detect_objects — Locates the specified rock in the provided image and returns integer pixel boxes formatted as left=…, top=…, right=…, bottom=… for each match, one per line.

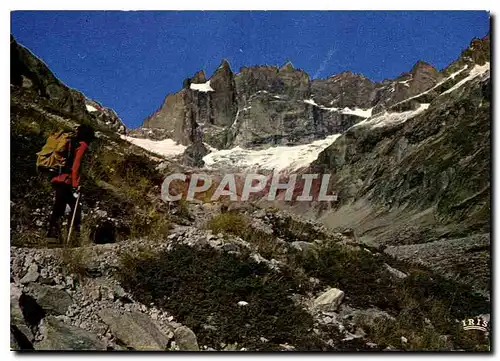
left=10, top=284, right=34, bottom=344
left=291, top=241, right=319, bottom=259
left=342, top=328, right=366, bottom=342
left=29, top=283, right=73, bottom=315
left=222, top=243, right=239, bottom=252
left=20, top=263, right=39, bottom=284
left=35, top=316, right=106, bottom=350
left=401, top=336, right=408, bottom=344
left=99, top=309, right=171, bottom=350
left=10, top=329, right=21, bottom=350
left=313, top=288, right=345, bottom=312
left=384, top=263, right=407, bottom=279
left=89, top=287, right=101, bottom=301
left=279, top=343, right=296, bottom=351
left=343, top=308, right=396, bottom=328
left=95, top=209, right=108, bottom=218
left=174, top=325, right=199, bottom=351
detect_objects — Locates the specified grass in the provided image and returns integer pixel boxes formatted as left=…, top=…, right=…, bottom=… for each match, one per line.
left=117, top=244, right=327, bottom=351
left=11, top=101, right=175, bottom=247
left=293, top=241, right=490, bottom=351
left=206, top=212, right=285, bottom=260
left=59, top=247, right=89, bottom=282
left=206, top=210, right=490, bottom=351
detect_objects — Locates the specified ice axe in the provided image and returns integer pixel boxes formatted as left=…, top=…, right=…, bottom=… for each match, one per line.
left=66, top=186, right=81, bottom=246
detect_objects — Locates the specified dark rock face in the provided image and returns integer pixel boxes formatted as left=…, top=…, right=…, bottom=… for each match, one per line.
left=143, top=90, right=191, bottom=144
left=209, top=60, right=238, bottom=128
left=10, top=35, right=126, bottom=134
left=234, top=63, right=310, bottom=104
left=311, top=72, right=376, bottom=109
left=226, top=92, right=361, bottom=148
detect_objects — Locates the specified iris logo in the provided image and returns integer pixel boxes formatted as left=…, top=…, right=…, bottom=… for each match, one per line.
left=461, top=316, right=489, bottom=332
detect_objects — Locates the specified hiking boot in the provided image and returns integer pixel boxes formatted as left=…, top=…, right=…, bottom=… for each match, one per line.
left=46, top=224, right=60, bottom=239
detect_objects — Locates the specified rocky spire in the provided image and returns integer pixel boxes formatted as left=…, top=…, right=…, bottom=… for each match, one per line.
left=410, top=60, right=437, bottom=75
left=218, top=59, right=232, bottom=71
left=190, top=70, right=207, bottom=83
left=279, top=61, right=295, bottom=72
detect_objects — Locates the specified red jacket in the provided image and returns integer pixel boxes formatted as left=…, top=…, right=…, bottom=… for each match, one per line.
left=51, top=141, right=88, bottom=188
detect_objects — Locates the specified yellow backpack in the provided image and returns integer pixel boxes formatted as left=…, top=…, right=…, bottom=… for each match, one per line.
left=36, top=130, right=75, bottom=174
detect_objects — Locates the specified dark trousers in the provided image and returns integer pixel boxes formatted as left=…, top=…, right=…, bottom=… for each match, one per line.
left=47, top=182, right=81, bottom=238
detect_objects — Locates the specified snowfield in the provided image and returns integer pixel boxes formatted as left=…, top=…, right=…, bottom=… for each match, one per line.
left=120, top=135, right=187, bottom=157
left=304, top=99, right=372, bottom=118
left=352, top=103, right=430, bottom=129
left=203, top=134, right=341, bottom=172
left=86, top=104, right=98, bottom=112
left=190, top=80, right=214, bottom=92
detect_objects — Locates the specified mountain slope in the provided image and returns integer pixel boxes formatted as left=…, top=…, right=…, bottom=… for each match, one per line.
left=298, top=36, right=491, bottom=291
left=11, top=35, right=126, bottom=134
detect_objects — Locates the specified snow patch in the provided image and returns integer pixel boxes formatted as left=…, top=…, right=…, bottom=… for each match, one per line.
left=190, top=80, right=214, bottom=92
left=341, top=107, right=373, bottom=118
left=86, top=104, right=98, bottom=112
left=304, top=99, right=319, bottom=106
left=231, top=109, right=241, bottom=129
left=203, top=143, right=219, bottom=153
left=120, top=135, right=187, bottom=158
left=353, top=103, right=430, bottom=129
left=441, top=62, right=490, bottom=95
left=304, top=99, right=372, bottom=118
left=203, top=134, right=341, bottom=172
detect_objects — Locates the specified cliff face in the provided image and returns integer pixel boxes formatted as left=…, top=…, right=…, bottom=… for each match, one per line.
left=135, top=53, right=447, bottom=156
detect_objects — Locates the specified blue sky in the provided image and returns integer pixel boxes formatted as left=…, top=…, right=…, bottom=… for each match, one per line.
left=11, top=11, right=489, bottom=128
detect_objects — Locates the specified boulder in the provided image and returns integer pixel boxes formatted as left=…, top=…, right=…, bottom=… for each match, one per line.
left=28, top=283, right=73, bottom=315
left=20, top=263, right=39, bottom=284
left=313, top=288, right=345, bottom=312
left=344, top=308, right=396, bottom=328
left=10, top=284, right=34, bottom=347
left=384, top=263, right=407, bottom=279
left=99, top=309, right=171, bottom=350
left=291, top=241, right=319, bottom=259
left=35, top=316, right=106, bottom=350
left=174, top=325, right=199, bottom=351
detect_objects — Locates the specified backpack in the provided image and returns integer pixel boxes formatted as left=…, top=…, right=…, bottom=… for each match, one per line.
left=36, top=130, right=75, bottom=174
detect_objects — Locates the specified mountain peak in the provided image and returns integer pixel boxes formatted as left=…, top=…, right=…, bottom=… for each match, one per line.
left=191, top=70, right=207, bottom=83
left=218, top=59, right=231, bottom=70
left=279, top=61, right=295, bottom=71
left=410, top=60, right=437, bottom=74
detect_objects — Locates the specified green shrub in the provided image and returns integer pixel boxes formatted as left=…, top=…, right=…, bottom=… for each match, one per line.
left=207, top=212, right=250, bottom=237
left=116, top=244, right=326, bottom=351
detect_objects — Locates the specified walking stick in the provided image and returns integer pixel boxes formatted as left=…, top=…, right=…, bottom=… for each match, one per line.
left=66, top=188, right=81, bottom=246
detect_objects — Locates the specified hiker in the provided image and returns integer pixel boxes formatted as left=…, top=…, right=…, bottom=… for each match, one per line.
left=45, top=124, right=95, bottom=241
